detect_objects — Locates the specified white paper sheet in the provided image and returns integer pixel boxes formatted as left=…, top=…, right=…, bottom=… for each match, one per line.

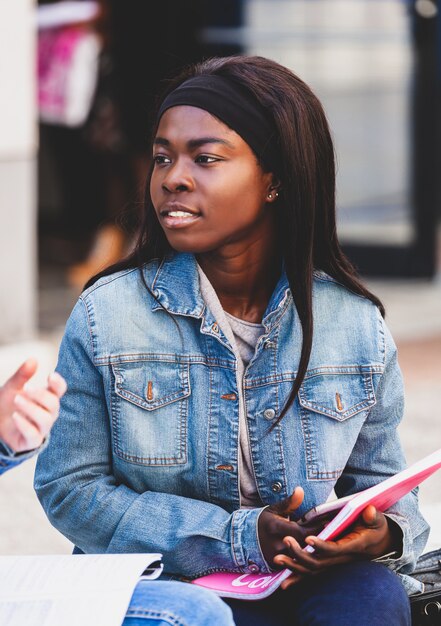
left=0, top=553, right=162, bottom=626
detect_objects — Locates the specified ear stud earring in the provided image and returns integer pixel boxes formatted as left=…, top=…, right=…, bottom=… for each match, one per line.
left=267, top=191, right=279, bottom=200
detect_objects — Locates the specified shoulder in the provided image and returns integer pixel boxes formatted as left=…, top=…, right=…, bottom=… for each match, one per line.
left=310, top=270, right=385, bottom=366
left=63, top=261, right=164, bottom=362
left=312, top=269, right=379, bottom=313
left=79, top=261, right=160, bottom=304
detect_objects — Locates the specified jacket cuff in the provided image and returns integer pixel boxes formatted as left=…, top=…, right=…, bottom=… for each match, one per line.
left=230, top=507, right=273, bottom=574
left=0, top=437, right=48, bottom=466
left=374, top=512, right=413, bottom=570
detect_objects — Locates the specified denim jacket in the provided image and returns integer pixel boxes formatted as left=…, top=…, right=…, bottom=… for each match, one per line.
left=0, top=440, right=43, bottom=475
left=34, top=253, right=429, bottom=589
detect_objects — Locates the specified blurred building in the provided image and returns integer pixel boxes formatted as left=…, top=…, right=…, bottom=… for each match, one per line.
left=0, top=0, right=36, bottom=344
left=0, top=0, right=440, bottom=345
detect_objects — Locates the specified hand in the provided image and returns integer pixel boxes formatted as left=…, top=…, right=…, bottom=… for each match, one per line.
left=274, top=504, right=397, bottom=589
left=258, top=487, right=324, bottom=569
left=0, top=359, right=67, bottom=453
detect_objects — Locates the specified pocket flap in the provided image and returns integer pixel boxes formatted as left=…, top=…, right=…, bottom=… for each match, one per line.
left=298, top=370, right=376, bottom=421
left=113, top=360, right=190, bottom=410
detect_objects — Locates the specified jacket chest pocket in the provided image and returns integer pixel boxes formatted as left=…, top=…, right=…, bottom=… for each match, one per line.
left=298, top=370, right=376, bottom=480
left=111, top=360, right=190, bottom=466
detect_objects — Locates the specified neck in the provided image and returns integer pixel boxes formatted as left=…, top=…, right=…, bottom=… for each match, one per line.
left=197, top=228, right=281, bottom=323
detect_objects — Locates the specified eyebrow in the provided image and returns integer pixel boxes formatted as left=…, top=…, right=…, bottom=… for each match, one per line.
left=153, top=136, right=235, bottom=150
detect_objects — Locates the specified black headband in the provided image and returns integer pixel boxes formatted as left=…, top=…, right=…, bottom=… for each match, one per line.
left=156, top=74, right=280, bottom=173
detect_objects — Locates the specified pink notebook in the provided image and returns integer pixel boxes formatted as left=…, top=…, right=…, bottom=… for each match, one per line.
left=192, top=447, right=441, bottom=600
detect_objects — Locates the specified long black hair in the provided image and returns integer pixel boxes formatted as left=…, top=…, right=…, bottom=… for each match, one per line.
left=86, top=55, right=384, bottom=425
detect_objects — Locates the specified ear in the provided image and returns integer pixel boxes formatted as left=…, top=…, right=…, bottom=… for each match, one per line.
left=265, top=177, right=281, bottom=203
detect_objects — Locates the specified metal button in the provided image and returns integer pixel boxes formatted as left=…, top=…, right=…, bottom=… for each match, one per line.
left=264, top=341, right=275, bottom=349
left=212, top=322, right=219, bottom=333
left=263, top=408, right=276, bottom=420
left=248, top=561, right=260, bottom=574
left=271, top=481, right=282, bottom=493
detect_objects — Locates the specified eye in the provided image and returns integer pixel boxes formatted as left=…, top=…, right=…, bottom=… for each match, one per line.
left=195, top=155, right=220, bottom=164
left=153, top=154, right=172, bottom=165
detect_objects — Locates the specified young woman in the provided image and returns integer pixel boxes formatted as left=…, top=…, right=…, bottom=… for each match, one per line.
left=35, top=56, right=429, bottom=625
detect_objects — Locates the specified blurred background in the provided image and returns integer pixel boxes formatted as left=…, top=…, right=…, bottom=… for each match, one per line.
left=0, top=0, right=440, bottom=555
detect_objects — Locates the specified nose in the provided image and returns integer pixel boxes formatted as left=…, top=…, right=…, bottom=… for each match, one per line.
left=162, top=159, right=194, bottom=193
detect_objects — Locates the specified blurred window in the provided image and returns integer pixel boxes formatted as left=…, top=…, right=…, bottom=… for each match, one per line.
left=241, top=0, right=413, bottom=245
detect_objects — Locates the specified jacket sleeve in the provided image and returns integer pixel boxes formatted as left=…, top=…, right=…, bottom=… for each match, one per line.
left=0, top=440, right=46, bottom=475
left=334, top=314, right=430, bottom=575
left=34, top=298, right=269, bottom=578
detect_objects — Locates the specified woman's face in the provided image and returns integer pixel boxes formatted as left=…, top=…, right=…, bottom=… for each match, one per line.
left=150, top=105, right=276, bottom=255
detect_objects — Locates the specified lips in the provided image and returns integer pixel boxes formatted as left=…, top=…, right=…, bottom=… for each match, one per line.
left=159, top=204, right=201, bottom=229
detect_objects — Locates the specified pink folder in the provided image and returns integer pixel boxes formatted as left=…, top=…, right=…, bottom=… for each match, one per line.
left=192, top=448, right=441, bottom=600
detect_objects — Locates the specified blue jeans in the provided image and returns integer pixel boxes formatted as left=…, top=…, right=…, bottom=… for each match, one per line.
left=225, top=561, right=411, bottom=626
left=122, top=580, right=234, bottom=626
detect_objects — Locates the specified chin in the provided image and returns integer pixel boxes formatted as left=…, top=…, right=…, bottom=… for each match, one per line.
left=166, top=235, right=219, bottom=255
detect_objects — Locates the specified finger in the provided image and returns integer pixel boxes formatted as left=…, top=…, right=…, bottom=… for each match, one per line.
left=304, top=535, right=349, bottom=556
left=274, top=555, right=317, bottom=576
left=283, top=537, right=341, bottom=571
left=305, top=532, right=374, bottom=562
left=20, top=388, right=59, bottom=417
left=47, top=372, right=67, bottom=398
left=11, top=412, right=43, bottom=451
left=281, top=574, right=302, bottom=590
left=279, top=550, right=354, bottom=575
left=283, top=537, right=356, bottom=572
left=269, top=487, right=305, bottom=517
left=273, top=553, right=315, bottom=576
left=273, top=553, right=296, bottom=569
left=267, top=516, right=312, bottom=546
left=361, top=505, right=379, bottom=527
left=283, top=536, right=336, bottom=571
left=3, top=359, right=38, bottom=391
left=13, top=394, right=54, bottom=436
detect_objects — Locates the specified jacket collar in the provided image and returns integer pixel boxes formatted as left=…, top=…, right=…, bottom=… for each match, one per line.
left=149, top=253, right=204, bottom=318
left=149, top=252, right=291, bottom=329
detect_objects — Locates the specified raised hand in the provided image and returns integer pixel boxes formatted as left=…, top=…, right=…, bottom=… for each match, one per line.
left=0, top=359, right=67, bottom=453
left=273, top=504, right=399, bottom=589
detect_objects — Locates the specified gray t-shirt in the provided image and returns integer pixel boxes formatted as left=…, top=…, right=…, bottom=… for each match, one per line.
left=197, top=265, right=265, bottom=507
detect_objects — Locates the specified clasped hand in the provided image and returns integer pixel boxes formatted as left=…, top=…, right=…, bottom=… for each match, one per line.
left=258, top=486, right=397, bottom=590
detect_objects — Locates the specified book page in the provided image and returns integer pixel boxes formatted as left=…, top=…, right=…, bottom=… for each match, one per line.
left=0, top=553, right=162, bottom=626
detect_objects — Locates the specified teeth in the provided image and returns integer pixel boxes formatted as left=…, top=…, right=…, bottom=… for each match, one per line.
left=167, top=211, right=194, bottom=218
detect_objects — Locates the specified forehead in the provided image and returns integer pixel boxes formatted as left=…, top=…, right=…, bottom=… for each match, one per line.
left=155, top=105, right=240, bottom=143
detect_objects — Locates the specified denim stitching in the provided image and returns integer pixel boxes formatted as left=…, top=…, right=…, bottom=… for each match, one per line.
left=110, top=363, right=188, bottom=465
left=206, top=363, right=214, bottom=500
left=300, top=399, right=348, bottom=480
left=297, top=372, right=376, bottom=421
left=244, top=365, right=384, bottom=389
left=96, top=353, right=235, bottom=369
left=124, top=608, right=186, bottom=625
left=79, top=297, right=97, bottom=363
left=111, top=362, right=190, bottom=410
left=82, top=266, right=139, bottom=297
left=151, top=256, right=166, bottom=292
